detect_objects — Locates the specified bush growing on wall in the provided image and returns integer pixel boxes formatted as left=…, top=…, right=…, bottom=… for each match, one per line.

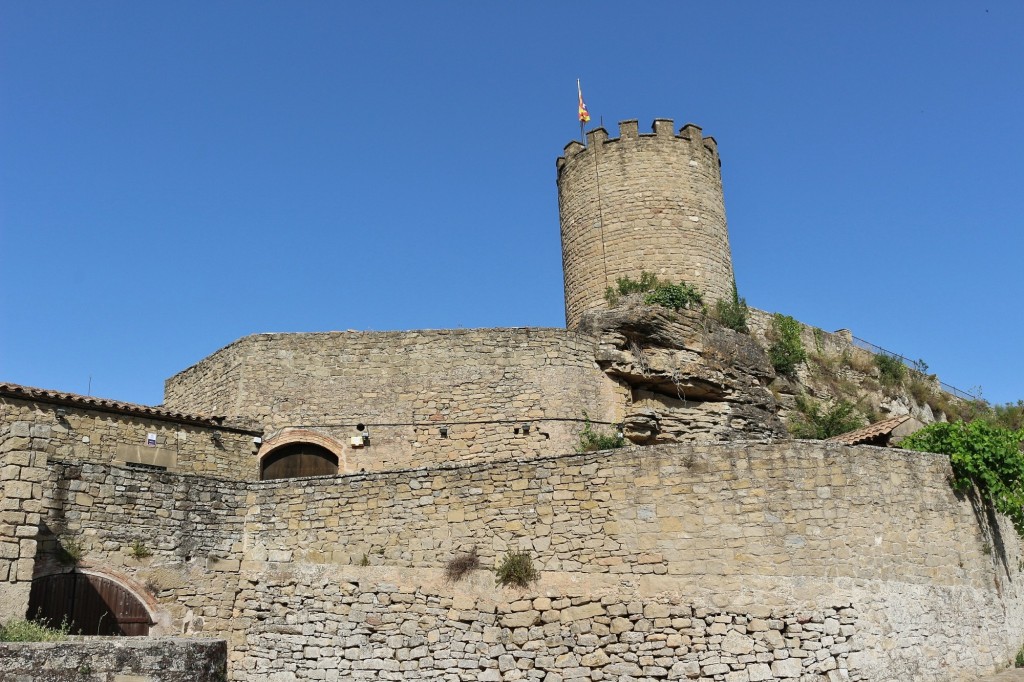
left=711, top=283, right=749, bottom=333
left=576, top=415, right=625, bottom=452
left=768, top=314, right=806, bottom=378
left=874, top=353, right=907, bottom=387
left=0, top=618, right=69, bottom=642
left=901, top=420, right=1024, bottom=535
left=789, top=395, right=866, bottom=440
left=603, top=272, right=704, bottom=311
left=494, top=550, right=539, bottom=589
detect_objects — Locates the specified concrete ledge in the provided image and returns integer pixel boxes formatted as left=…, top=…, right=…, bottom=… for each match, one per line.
left=0, top=637, right=226, bottom=681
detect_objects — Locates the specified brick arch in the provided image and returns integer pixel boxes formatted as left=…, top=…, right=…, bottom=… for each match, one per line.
left=257, top=429, right=346, bottom=480
left=28, top=565, right=165, bottom=635
left=257, top=429, right=346, bottom=463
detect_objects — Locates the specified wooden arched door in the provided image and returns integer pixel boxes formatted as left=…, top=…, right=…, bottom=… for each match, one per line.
left=260, top=441, right=339, bottom=480
left=28, top=571, right=152, bottom=636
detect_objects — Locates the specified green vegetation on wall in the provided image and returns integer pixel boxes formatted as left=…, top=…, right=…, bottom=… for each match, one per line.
left=711, top=282, right=749, bottom=333
left=604, top=272, right=704, bottom=311
left=576, top=415, right=625, bottom=452
left=768, top=314, right=806, bottom=378
left=874, top=353, right=907, bottom=388
left=0, top=618, right=69, bottom=642
left=494, top=550, right=539, bottom=588
left=901, top=420, right=1024, bottom=535
left=788, top=395, right=866, bottom=440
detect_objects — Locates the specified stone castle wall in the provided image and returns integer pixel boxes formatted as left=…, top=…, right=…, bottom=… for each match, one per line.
left=164, top=328, right=627, bottom=473
left=24, top=442, right=1024, bottom=681
left=0, top=393, right=257, bottom=622
left=557, top=119, right=735, bottom=329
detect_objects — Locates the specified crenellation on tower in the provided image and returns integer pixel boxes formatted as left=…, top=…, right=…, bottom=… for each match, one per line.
left=556, top=118, right=736, bottom=328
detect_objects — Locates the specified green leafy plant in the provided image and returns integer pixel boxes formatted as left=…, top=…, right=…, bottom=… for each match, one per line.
left=768, top=314, right=806, bottom=378
left=788, top=396, right=866, bottom=440
left=57, top=536, right=85, bottom=565
left=576, top=415, right=625, bottom=452
left=711, top=282, right=749, bottom=333
left=0, top=617, right=70, bottom=642
left=128, top=539, right=152, bottom=559
left=358, top=553, right=370, bottom=567
left=901, top=421, right=1024, bottom=535
left=604, top=271, right=663, bottom=305
left=603, top=272, right=704, bottom=312
left=444, top=547, right=480, bottom=583
left=1016, top=643, right=1024, bottom=668
left=644, top=281, right=704, bottom=311
left=874, top=353, right=907, bottom=387
left=494, top=549, right=539, bottom=589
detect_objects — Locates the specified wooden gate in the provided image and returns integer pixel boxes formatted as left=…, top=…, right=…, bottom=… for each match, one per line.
left=28, top=571, right=152, bottom=636
left=260, top=441, right=339, bottom=480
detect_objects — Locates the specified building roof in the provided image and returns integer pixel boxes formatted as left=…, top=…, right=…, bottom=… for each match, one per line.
left=0, top=382, right=258, bottom=433
left=827, top=414, right=913, bottom=446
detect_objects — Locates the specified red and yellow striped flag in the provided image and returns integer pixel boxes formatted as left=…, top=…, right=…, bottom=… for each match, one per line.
left=577, top=79, right=591, bottom=123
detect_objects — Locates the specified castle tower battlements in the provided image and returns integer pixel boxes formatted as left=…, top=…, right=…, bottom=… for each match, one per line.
left=556, top=118, right=735, bottom=328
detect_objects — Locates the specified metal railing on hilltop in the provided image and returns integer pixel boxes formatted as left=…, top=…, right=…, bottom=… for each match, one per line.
left=849, top=335, right=980, bottom=402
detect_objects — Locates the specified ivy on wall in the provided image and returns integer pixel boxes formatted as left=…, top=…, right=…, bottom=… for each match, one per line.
left=901, top=421, right=1024, bottom=535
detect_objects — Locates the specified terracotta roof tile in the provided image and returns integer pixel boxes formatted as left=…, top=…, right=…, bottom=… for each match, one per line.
left=0, top=381, right=258, bottom=433
left=827, top=414, right=911, bottom=446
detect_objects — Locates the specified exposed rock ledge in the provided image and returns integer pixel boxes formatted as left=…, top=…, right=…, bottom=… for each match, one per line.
left=579, top=302, right=786, bottom=444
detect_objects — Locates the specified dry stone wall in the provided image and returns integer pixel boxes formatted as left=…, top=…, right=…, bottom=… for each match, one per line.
left=164, top=328, right=625, bottom=472
left=232, top=564, right=862, bottom=682
left=25, top=442, right=1024, bottom=680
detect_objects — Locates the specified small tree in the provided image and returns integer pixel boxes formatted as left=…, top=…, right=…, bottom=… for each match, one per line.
left=768, top=314, right=806, bottom=378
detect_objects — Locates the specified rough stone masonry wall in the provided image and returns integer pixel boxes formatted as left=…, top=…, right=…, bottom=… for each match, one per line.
left=557, top=119, right=735, bottom=329
left=28, top=442, right=1024, bottom=681
left=0, top=637, right=227, bottom=681
left=36, top=460, right=248, bottom=638
left=0, top=395, right=259, bottom=478
left=232, top=564, right=861, bottom=682
left=164, top=328, right=626, bottom=473
left=0, top=413, right=48, bottom=623
left=0, top=394, right=257, bottom=622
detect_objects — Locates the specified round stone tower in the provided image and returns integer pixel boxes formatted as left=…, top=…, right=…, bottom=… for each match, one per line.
left=556, top=118, right=735, bottom=329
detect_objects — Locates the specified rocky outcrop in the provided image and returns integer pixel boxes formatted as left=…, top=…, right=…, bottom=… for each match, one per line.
left=579, top=302, right=785, bottom=443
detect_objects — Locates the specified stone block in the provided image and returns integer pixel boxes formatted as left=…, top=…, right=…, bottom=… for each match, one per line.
left=772, top=658, right=803, bottom=678
left=501, top=611, right=540, bottom=628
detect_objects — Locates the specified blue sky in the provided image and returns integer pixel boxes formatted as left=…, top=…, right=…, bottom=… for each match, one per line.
left=1, top=2, right=1021, bottom=407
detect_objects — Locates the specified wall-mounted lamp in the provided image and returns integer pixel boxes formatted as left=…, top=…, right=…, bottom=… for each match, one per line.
left=356, top=423, right=370, bottom=446
left=615, top=423, right=625, bottom=439
left=211, top=430, right=222, bottom=443
left=439, top=426, right=449, bottom=438
left=55, top=408, right=67, bottom=419
left=521, top=423, right=531, bottom=435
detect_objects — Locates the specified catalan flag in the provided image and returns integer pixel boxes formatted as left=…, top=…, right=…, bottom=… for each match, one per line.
left=577, top=79, right=590, bottom=123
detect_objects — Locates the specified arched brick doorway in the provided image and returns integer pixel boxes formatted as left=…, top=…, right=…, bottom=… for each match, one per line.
left=260, top=441, right=339, bottom=480
left=28, top=570, right=154, bottom=636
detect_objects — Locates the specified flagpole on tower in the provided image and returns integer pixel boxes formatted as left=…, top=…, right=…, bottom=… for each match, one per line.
left=577, top=78, right=591, bottom=146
